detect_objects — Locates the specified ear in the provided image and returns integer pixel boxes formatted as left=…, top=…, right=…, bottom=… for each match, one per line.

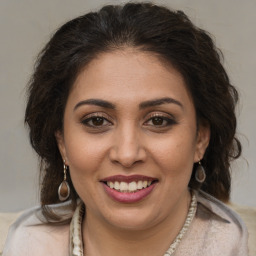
left=194, top=122, right=210, bottom=162
left=55, top=130, right=68, bottom=164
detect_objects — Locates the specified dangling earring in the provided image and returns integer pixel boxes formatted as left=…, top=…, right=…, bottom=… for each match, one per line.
left=195, top=161, right=206, bottom=183
left=58, top=160, right=70, bottom=201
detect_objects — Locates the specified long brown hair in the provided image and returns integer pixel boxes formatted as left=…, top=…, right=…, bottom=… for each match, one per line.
left=25, top=2, right=241, bottom=222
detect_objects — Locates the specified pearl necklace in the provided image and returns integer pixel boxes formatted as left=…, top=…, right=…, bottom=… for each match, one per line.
left=69, top=193, right=197, bottom=256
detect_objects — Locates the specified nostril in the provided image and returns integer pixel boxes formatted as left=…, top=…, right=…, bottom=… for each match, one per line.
left=111, top=156, right=142, bottom=168
left=109, top=141, right=147, bottom=167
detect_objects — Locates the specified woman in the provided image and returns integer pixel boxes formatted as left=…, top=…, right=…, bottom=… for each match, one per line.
left=3, top=2, right=248, bottom=256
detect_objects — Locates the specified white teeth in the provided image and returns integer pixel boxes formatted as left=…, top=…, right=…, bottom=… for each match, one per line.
left=137, top=181, right=143, bottom=189
left=109, top=181, right=114, bottom=189
left=128, top=181, right=137, bottom=192
left=106, top=180, right=154, bottom=192
left=120, top=182, right=128, bottom=191
left=114, top=181, right=120, bottom=190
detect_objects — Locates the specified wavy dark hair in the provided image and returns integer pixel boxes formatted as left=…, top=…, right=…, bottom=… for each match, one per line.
left=25, top=2, right=241, bottom=222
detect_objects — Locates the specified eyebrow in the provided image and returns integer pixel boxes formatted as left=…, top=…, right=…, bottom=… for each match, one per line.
left=74, top=97, right=183, bottom=111
left=74, top=99, right=115, bottom=111
left=139, top=97, right=183, bottom=109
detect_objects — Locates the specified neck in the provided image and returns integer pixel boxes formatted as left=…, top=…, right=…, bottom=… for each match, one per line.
left=82, top=190, right=191, bottom=256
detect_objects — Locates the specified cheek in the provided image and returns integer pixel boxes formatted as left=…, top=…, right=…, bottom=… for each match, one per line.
left=64, top=136, right=106, bottom=201
left=150, top=133, right=196, bottom=177
left=64, top=132, right=108, bottom=177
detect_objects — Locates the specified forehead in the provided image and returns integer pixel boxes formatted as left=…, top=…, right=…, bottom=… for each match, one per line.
left=68, top=49, right=193, bottom=108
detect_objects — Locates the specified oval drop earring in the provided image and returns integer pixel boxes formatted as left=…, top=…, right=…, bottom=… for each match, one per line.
left=58, top=161, right=70, bottom=201
left=195, top=161, right=206, bottom=183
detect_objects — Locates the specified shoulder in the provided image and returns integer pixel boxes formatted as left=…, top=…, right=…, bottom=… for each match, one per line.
left=197, top=190, right=247, bottom=226
left=194, top=190, right=249, bottom=255
left=2, top=204, right=71, bottom=256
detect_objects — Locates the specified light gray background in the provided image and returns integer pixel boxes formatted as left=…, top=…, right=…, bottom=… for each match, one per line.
left=0, top=0, right=255, bottom=212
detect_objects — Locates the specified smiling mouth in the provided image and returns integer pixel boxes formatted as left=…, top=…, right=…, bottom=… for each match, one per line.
left=105, top=180, right=156, bottom=193
left=101, top=175, right=158, bottom=193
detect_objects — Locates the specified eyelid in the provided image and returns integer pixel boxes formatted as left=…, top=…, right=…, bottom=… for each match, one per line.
left=81, top=112, right=114, bottom=126
left=145, top=112, right=175, bottom=120
left=83, top=112, right=112, bottom=120
left=143, top=112, right=177, bottom=126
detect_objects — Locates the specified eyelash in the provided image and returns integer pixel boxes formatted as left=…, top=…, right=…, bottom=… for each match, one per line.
left=81, top=112, right=177, bottom=130
left=144, top=113, right=177, bottom=128
left=81, top=113, right=112, bottom=128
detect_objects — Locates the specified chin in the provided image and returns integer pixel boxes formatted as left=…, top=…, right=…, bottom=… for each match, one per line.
left=102, top=207, right=160, bottom=231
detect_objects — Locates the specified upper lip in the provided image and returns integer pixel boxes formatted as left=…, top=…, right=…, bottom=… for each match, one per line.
left=101, top=175, right=157, bottom=183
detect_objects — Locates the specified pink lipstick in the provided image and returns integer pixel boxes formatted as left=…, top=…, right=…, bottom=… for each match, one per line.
left=101, top=175, right=155, bottom=183
left=101, top=175, right=158, bottom=203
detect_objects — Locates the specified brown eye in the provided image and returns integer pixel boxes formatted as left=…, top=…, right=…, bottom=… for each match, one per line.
left=81, top=114, right=112, bottom=128
left=144, top=114, right=177, bottom=128
left=152, top=117, right=164, bottom=126
left=91, top=117, right=104, bottom=126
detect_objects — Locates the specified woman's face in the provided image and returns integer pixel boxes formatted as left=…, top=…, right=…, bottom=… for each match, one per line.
left=56, top=49, right=210, bottom=230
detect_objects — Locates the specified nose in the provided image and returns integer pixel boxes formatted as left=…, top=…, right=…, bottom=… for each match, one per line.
left=109, top=124, right=146, bottom=168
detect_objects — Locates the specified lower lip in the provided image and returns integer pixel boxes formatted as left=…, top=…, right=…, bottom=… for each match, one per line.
left=102, top=183, right=157, bottom=203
